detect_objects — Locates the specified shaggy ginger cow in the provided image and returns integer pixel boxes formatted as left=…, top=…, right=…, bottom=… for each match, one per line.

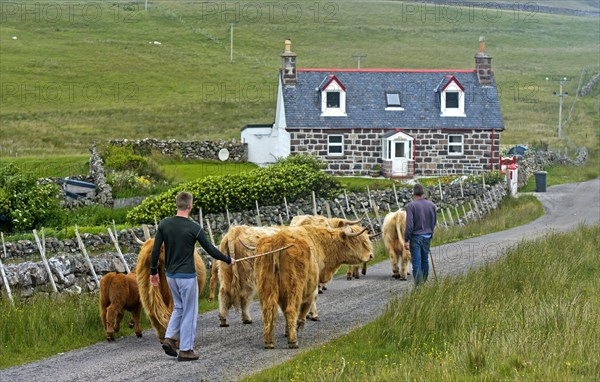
left=382, top=209, right=411, bottom=280
left=136, top=239, right=207, bottom=342
left=289, top=215, right=367, bottom=284
left=99, top=271, right=142, bottom=341
left=208, top=225, right=279, bottom=327
left=254, top=230, right=318, bottom=349
left=280, top=224, right=373, bottom=321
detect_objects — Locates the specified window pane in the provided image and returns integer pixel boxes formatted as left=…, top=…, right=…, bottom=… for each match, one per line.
left=449, top=135, right=463, bottom=143
left=449, top=145, right=462, bottom=153
left=329, top=146, right=343, bottom=154
left=446, top=92, right=459, bottom=108
left=328, top=135, right=342, bottom=143
left=327, top=92, right=340, bottom=108
left=395, top=142, right=405, bottom=158
left=386, top=93, right=401, bottom=107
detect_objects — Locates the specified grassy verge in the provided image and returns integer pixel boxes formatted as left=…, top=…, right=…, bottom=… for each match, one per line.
left=0, top=278, right=218, bottom=369
left=159, top=160, right=258, bottom=183
left=247, top=224, right=600, bottom=382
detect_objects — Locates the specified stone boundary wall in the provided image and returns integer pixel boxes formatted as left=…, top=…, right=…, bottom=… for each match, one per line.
left=517, top=147, right=587, bottom=188
left=1, top=182, right=507, bottom=298
left=109, top=138, right=247, bottom=161
left=579, top=73, right=600, bottom=97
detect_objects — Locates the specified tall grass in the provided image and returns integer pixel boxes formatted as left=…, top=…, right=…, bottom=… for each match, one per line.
left=0, top=278, right=218, bottom=369
left=247, top=224, right=600, bottom=381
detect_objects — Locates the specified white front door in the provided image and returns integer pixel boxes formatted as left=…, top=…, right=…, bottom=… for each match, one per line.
left=391, top=140, right=411, bottom=176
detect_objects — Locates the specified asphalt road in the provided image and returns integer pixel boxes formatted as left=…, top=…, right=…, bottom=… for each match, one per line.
left=1, top=179, right=598, bottom=382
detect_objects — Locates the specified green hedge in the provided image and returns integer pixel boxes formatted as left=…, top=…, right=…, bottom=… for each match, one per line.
left=0, top=163, right=63, bottom=232
left=126, top=160, right=341, bottom=224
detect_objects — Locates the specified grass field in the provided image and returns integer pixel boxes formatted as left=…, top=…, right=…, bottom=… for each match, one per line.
left=246, top=224, right=600, bottom=382
left=0, top=0, right=598, bottom=156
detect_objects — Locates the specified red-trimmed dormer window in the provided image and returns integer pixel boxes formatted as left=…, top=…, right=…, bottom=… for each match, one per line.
left=440, top=76, right=466, bottom=117
left=320, top=75, right=346, bottom=117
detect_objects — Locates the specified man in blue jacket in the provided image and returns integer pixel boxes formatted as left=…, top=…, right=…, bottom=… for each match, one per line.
left=404, top=184, right=437, bottom=287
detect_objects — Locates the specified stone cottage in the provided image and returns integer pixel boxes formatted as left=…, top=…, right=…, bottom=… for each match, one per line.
left=241, top=38, right=504, bottom=178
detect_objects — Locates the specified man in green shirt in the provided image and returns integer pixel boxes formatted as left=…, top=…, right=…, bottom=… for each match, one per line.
left=150, top=191, right=235, bottom=361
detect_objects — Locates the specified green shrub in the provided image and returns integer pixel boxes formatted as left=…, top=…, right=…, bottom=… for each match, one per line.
left=126, top=161, right=341, bottom=224
left=0, top=163, right=63, bottom=232
left=276, top=154, right=327, bottom=171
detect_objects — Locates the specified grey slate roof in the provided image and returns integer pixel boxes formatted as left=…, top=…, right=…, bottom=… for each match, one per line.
left=282, top=70, right=504, bottom=130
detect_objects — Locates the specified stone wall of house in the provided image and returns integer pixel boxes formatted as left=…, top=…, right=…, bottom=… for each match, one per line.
left=0, top=181, right=506, bottom=297
left=109, top=138, right=247, bottom=161
left=289, top=128, right=500, bottom=177
left=290, top=129, right=382, bottom=176
left=415, top=129, right=500, bottom=176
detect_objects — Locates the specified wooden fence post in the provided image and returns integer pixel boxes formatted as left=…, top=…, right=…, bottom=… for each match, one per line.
left=74, top=226, right=100, bottom=289
left=438, top=179, right=444, bottom=201
left=440, top=208, right=448, bottom=229
left=255, top=200, right=262, bottom=227
left=312, top=191, right=318, bottom=215
left=446, top=208, right=454, bottom=226
left=462, top=204, right=469, bottom=224
left=198, top=207, right=204, bottom=228
left=325, top=201, right=332, bottom=219
left=283, top=196, right=290, bottom=220
left=0, top=232, right=15, bottom=305
left=33, top=228, right=57, bottom=293
left=226, top=207, right=232, bottom=229
left=454, top=206, right=462, bottom=225
left=392, top=183, right=400, bottom=209
left=107, top=228, right=131, bottom=273
left=337, top=201, right=348, bottom=220
left=343, top=189, right=351, bottom=211
left=205, top=218, right=216, bottom=245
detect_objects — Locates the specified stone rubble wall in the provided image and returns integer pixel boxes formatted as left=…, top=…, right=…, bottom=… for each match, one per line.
left=109, top=138, right=247, bottom=162
left=516, top=147, right=587, bottom=188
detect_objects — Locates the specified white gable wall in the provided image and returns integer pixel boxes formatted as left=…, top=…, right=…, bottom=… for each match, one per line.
left=241, top=75, right=290, bottom=165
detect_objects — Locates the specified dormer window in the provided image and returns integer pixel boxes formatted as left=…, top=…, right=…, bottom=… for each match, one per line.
left=385, top=92, right=404, bottom=110
left=327, top=92, right=340, bottom=108
left=440, top=76, right=466, bottom=117
left=320, top=75, right=346, bottom=116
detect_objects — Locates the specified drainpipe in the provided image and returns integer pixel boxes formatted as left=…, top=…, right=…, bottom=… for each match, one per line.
left=413, top=139, right=417, bottom=177
left=490, top=129, right=495, bottom=171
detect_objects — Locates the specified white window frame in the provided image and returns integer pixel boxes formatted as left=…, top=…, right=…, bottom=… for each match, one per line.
left=385, top=92, right=404, bottom=111
left=448, top=134, right=464, bottom=156
left=328, top=134, right=344, bottom=156
left=321, top=80, right=346, bottom=117
left=441, top=82, right=466, bottom=117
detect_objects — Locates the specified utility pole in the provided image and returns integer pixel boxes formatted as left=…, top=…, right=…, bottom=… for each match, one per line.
left=230, top=22, right=235, bottom=63
left=546, top=76, right=569, bottom=139
left=352, top=54, right=367, bottom=69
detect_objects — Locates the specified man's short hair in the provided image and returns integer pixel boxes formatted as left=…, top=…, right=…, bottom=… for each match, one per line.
left=413, top=184, right=425, bottom=196
left=176, top=191, right=193, bottom=211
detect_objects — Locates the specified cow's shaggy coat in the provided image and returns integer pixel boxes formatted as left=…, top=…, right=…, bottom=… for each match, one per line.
left=382, top=210, right=411, bottom=279
left=254, top=231, right=318, bottom=349
left=208, top=225, right=278, bottom=327
left=99, top=271, right=142, bottom=341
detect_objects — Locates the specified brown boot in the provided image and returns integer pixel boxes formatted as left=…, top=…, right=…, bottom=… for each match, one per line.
left=161, top=337, right=178, bottom=357
left=177, top=350, right=200, bottom=362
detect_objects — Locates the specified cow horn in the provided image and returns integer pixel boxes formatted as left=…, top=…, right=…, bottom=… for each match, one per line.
left=344, top=227, right=369, bottom=238
left=129, top=230, right=146, bottom=245
left=344, top=219, right=362, bottom=225
left=239, top=240, right=256, bottom=251
left=369, top=231, right=383, bottom=238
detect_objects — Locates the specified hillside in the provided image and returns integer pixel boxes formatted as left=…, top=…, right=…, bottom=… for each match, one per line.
left=0, top=0, right=598, bottom=156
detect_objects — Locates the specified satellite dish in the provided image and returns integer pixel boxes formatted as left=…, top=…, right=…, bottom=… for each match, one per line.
left=218, top=148, right=230, bottom=162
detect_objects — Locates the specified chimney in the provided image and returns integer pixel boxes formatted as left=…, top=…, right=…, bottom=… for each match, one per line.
left=281, top=39, right=297, bottom=85
left=475, top=36, right=493, bottom=85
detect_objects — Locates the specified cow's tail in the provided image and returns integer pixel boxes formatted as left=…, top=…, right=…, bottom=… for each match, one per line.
left=395, top=211, right=406, bottom=251
left=208, top=257, right=219, bottom=302
left=229, top=237, right=242, bottom=308
left=136, top=241, right=172, bottom=334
